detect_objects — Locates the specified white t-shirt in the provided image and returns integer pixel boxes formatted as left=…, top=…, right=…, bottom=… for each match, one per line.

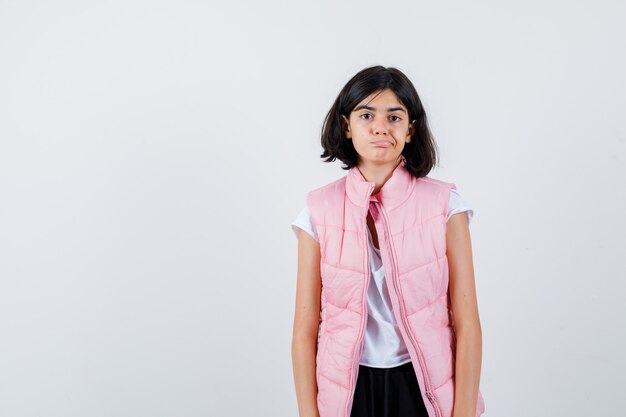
left=291, top=188, right=474, bottom=368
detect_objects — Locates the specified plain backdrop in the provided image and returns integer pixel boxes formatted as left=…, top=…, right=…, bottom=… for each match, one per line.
left=1, top=1, right=625, bottom=416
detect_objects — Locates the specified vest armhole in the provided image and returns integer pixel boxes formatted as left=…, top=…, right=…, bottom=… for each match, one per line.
left=306, top=191, right=320, bottom=242
left=444, top=182, right=457, bottom=221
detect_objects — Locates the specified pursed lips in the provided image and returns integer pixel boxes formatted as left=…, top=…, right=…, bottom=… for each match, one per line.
left=372, top=140, right=393, bottom=148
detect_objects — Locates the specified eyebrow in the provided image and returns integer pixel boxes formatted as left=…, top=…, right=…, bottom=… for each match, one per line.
left=352, top=105, right=407, bottom=114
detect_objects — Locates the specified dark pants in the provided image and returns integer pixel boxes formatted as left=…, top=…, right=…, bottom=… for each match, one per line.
left=350, top=362, right=429, bottom=417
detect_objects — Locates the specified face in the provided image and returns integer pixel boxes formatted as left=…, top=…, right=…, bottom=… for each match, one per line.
left=342, top=88, right=415, bottom=166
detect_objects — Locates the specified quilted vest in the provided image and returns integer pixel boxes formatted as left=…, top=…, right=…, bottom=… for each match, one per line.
left=306, top=157, right=486, bottom=417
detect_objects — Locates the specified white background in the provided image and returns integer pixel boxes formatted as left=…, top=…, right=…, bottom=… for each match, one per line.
left=1, top=1, right=624, bottom=416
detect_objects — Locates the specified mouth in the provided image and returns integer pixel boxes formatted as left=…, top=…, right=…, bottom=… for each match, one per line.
left=371, top=140, right=393, bottom=148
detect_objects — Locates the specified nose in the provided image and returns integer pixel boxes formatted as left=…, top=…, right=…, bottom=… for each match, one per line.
left=373, top=119, right=389, bottom=135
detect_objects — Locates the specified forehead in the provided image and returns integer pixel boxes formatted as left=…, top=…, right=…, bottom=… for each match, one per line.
left=354, top=89, right=406, bottom=110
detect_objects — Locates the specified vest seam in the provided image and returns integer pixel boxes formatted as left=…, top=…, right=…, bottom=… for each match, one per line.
left=432, top=374, right=454, bottom=392
left=388, top=213, right=445, bottom=238
left=318, top=368, right=350, bottom=390
left=399, top=255, right=446, bottom=278
left=419, top=176, right=453, bottom=187
left=321, top=260, right=365, bottom=275
left=323, top=297, right=359, bottom=314
left=307, top=177, right=346, bottom=197
left=406, top=291, right=448, bottom=318
left=316, top=224, right=362, bottom=234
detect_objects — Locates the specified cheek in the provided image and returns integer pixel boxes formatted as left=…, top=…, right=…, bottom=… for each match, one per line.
left=394, top=126, right=411, bottom=137
left=350, top=124, right=369, bottom=137
left=393, top=123, right=409, bottom=131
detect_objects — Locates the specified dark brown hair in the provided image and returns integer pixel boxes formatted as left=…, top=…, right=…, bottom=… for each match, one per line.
left=320, top=65, right=439, bottom=178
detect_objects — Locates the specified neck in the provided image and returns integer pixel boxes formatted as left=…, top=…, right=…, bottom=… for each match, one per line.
left=356, top=156, right=403, bottom=195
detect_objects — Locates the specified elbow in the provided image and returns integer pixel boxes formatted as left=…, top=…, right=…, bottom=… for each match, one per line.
left=292, top=328, right=319, bottom=345
left=454, top=320, right=482, bottom=338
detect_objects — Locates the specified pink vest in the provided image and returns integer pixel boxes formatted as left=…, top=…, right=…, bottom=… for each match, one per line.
left=307, top=158, right=486, bottom=417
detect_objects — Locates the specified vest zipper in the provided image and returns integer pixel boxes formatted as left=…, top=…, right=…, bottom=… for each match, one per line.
left=374, top=200, right=444, bottom=417
left=344, top=187, right=374, bottom=417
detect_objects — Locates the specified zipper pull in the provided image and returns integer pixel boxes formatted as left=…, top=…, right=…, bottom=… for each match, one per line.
left=369, top=201, right=378, bottom=216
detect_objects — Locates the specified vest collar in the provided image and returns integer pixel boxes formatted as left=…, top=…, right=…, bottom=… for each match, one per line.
left=346, top=155, right=414, bottom=210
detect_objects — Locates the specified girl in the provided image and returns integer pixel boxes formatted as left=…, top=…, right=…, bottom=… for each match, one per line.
left=291, top=66, right=485, bottom=417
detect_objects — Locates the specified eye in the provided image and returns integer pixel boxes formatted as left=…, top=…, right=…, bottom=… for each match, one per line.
left=359, top=113, right=373, bottom=120
left=390, top=115, right=402, bottom=122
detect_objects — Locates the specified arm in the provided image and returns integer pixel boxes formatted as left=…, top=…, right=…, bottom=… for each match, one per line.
left=291, top=229, right=322, bottom=417
left=446, top=212, right=482, bottom=417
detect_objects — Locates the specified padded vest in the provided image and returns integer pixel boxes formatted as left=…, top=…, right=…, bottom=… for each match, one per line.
left=306, top=157, right=486, bottom=417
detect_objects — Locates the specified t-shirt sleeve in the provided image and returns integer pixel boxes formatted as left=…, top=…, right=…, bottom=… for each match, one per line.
left=447, top=188, right=474, bottom=224
left=290, top=205, right=319, bottom=241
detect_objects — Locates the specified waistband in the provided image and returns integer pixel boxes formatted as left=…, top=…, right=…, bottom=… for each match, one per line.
left=358, top=361, right=414, bottom=376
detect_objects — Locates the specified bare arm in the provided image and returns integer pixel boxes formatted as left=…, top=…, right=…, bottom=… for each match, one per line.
left=446, top=212, right=482, bottom=417
left=291, top=229, right=322, bottom=417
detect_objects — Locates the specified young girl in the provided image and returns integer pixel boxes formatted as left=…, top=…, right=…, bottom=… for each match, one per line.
left=291, top=66, right=485, bottom=417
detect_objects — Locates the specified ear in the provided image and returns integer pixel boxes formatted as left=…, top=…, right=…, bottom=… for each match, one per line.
left=341, top=115, right=351, bottom=139
left=406, top=120, right=416, bottom=142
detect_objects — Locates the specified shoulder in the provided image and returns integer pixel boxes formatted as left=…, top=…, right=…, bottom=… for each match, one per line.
left=416, top=175, right=456, bottom=191
left=306, top=174, right=348, bottom=211
left=290, top=205, right=318, bottom=241
left=306, top=175, right=347, bottom=198
left=415, top=176, right=457, bottom=203
left=446, top=186, right=474, bottom=224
